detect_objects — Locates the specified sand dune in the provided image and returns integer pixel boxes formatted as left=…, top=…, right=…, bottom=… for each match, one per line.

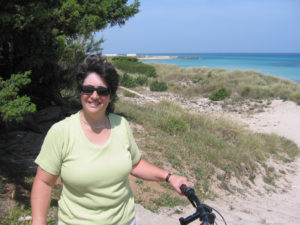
left=135, top=99, right=300, bottom=225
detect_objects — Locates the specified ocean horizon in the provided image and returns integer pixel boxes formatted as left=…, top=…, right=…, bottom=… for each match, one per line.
left=137, top=53, right=300, bottom=83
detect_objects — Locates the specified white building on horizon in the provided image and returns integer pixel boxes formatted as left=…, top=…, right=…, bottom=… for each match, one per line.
left=103, top=54, right=119, bottom=57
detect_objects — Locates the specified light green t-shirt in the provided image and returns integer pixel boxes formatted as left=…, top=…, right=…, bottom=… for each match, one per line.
left=35, top=112, right=141, bottom=225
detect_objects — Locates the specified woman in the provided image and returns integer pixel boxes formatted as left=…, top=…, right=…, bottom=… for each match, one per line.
left=31, top=55, right=188, bottom=225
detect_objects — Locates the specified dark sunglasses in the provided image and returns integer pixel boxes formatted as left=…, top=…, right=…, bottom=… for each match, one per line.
left=80, top=85, right=110, bottom=96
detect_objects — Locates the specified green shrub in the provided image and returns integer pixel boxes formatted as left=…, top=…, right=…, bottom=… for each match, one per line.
left=209, top=88, right=231, bottom=101
left=145, top=70, right=157, bottom=78
left=150, top=80, right=168, bottom=92
left=0, top=71, right=36, bottom=122
left=207, top=71, right=213, bottom=78
left=112, top=56, right=157, bottom=77
left=136, top=75, right=148, bottom=85
left=111, top=56, right=138, bottom=62
left=119, top=73, right=148, bottom=88
left=119, top=73, right=137, bottom=88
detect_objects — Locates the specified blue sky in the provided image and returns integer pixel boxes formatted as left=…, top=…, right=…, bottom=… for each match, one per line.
left=97, top=0, right=300, bottom=54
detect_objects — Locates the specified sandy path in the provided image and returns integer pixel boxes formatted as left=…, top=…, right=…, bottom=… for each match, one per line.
left=135, top=100, right=300, bottom=225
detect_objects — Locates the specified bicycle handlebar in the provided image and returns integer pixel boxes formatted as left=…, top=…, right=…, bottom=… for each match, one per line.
left=179, top=184, right=216, bottom=225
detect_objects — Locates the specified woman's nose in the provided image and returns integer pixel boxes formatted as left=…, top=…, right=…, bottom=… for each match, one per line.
left=90, top=90, right=99, bottom=98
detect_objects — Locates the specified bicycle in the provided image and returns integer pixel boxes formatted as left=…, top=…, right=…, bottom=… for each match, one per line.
left=179, top=184, right=227, bottom=225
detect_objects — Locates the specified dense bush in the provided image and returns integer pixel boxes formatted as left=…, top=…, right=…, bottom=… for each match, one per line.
left=209, top=88, right=231, bottom=101
left=119, top=73, right=149, bottom=88
left=135, top=76, right=148, bottom=85
left=0, top=71, right=36, bottom=122
left=111, top=56, right=138, bottom=62
left=119, top=73, right=137, bottom=88
left=112, top=56, right=157, bottom=77
left=150, top=81, right=168, bottom=92
left=145, top=70, right=157, bottom=78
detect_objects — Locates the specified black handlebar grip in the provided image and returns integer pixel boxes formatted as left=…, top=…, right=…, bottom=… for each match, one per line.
left=180, top=184, right=188, bottom=194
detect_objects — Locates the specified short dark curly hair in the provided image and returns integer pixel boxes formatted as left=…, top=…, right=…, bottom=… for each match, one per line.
left=76, top=54, right=119, bottom=115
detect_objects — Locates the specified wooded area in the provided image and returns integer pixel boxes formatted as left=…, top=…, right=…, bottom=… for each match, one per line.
left=0, top=0, right=140, bottom=123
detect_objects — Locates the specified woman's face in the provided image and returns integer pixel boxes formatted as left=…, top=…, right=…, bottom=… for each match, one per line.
left=80, top=72, right=111, bottom=116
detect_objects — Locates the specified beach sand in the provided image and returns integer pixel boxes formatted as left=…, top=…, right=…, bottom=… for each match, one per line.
left=134, top=99, right=300, bottom=225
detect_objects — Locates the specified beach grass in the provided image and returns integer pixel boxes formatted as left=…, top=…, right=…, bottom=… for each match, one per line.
left=109, top=57, right=300, bottom=105
left=149, top=63, right=300, bottom=103
left=115, top=99, right=299, bottom=207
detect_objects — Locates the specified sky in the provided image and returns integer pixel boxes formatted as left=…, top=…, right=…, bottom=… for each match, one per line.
left=97, top=0, right=300, bottom=54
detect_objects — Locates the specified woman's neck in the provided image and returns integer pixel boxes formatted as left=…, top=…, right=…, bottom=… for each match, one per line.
left=80, top=110, right=107, bottom=129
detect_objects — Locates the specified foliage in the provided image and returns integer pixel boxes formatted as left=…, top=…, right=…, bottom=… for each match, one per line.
left=112, top=56, right=138, bottom=62
left=120, top=73, right=138, bottom=88
left=119, top=73, right=148, bottom=88
left=112, top=56, right=157, bottom=77
left=150, top=80, right=168, bottom=92
left=0, top=0, right=140, bottom=107
left=135, top=75, right=148, bottom=85
left=209, top=88, right=231, bottom=101
left=0, top=71, right=36, bottom=122
left=59, top=35, right=104, bottom=91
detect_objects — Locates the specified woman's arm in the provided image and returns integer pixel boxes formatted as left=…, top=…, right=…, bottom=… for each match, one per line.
left=31, top=166, right=59, bottom=225
left=130, top=159, right=189, bottom=194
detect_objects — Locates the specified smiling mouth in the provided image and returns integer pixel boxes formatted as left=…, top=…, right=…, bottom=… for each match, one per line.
left=88, top=102, right=101, bottom=107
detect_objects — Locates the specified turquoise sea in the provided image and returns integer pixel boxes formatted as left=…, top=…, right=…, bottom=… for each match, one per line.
left=138, top=53, right=300, bottom=83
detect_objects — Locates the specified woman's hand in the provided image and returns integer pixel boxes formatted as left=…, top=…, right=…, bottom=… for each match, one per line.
left=131, top=159, right=189, bottom=195
left=167, top=174, right=189, bottom=195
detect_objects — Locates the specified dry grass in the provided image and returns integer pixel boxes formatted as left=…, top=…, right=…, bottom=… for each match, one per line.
left=151, top=63, right=300, bottom=103
left=115, top=99, right=299, bottom=204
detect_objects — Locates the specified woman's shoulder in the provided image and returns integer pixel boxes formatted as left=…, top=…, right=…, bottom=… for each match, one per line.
left=109, top=113, right=131, bottom=130
left=48, top=111, right=79, bottom=134
left=109, top=113, right=128, bottom=123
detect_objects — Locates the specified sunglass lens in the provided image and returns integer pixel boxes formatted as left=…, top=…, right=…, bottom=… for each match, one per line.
left=97, top=87, right=110, bottom=96
left=81, top=85, right=110, bottom=96
left=81, top=85, right=94, bottom=94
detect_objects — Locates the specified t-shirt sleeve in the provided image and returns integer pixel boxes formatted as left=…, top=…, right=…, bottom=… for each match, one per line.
left=124, top=119, right=141, bottom=165
left=35, top=123, right=65, bottom=175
